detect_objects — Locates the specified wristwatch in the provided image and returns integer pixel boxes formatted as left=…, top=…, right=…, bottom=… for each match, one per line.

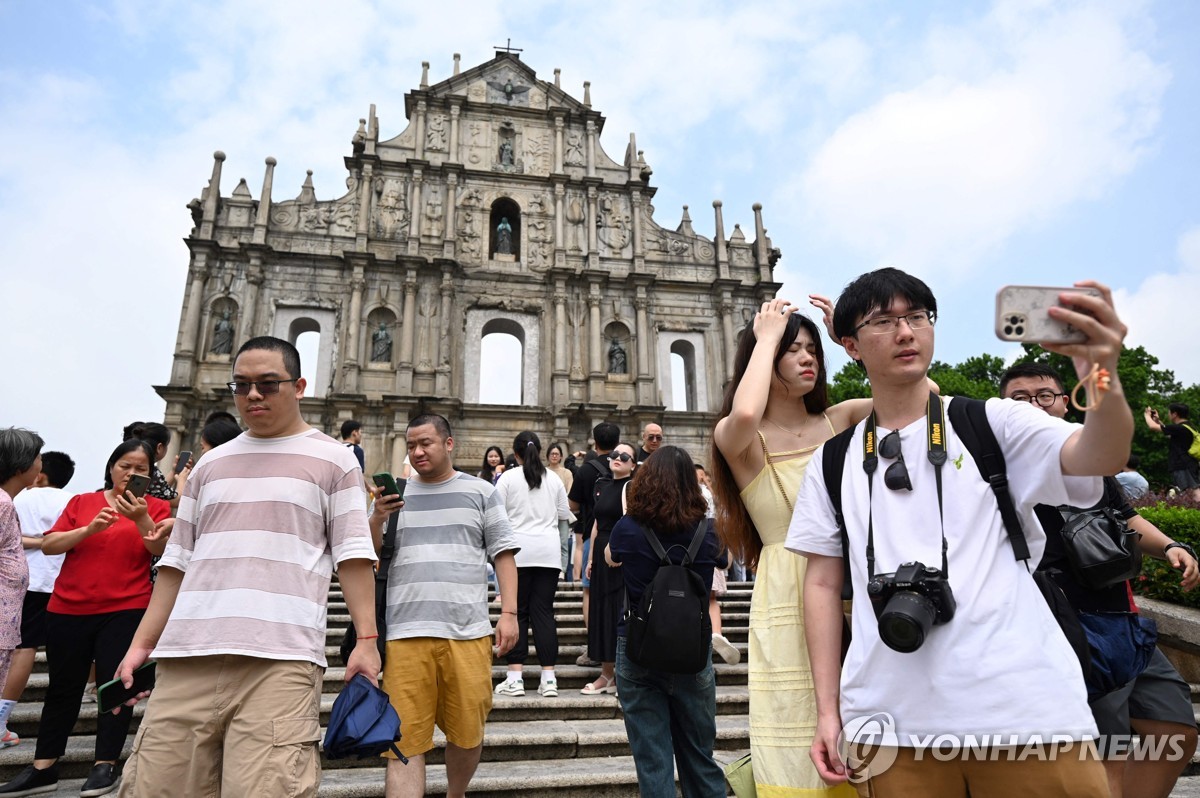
left=1164, top=542, right=1197, bottom=561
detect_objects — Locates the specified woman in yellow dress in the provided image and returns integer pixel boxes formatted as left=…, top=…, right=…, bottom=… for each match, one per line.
left=711, top=296, right=867, bottom=797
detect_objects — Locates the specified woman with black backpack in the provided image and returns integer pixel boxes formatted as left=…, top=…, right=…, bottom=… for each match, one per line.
left=607, top=446, right=727, bottom=798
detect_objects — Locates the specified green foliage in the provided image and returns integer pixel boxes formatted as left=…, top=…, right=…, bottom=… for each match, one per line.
left=929, top=354, right=1006, bottom=400
left=1130, top=503, right=1200, bottom=608
left=829, top=361, right=871, bottom=404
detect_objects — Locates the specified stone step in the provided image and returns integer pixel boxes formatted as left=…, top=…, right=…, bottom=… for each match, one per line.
left=0, top=715, right=750, bottom=781
left=4, top=685, right=749, bottom=739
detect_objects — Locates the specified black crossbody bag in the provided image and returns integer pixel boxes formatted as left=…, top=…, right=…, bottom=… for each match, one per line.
left=339, top=511, right=398, bottom=666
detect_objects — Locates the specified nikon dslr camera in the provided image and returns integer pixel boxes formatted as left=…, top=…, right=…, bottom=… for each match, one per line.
left=866, top=561, right=956, bottom=653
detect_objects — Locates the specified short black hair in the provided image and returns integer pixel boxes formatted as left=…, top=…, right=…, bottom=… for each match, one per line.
left=236, top=336, right=301, bottom=380
left=407, top=414, right=452, bottom=439
left=340, top=420, right=362, bottom=439
left=999, top=363, right=1066, bottom=397
left=40, top=451, right=75, bottom=489
left=1168, top=403, right=1190, bottom=420
left=833, top=267, right=938, bottom=340
left=0, top=428, right=45, bottom=484
left=205, top=410, right=240, bottom=427
left=201, top=419, right=242, bottom=450
left=593, top=422, right=620, bottom=451
left=1126, top=454, right=1141, bottom=470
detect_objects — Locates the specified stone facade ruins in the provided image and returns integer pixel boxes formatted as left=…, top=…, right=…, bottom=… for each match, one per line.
left=157, top=52, right=783, bottom=472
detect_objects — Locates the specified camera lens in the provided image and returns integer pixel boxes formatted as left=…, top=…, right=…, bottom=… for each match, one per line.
left=879, top=591, right=938, bottom=653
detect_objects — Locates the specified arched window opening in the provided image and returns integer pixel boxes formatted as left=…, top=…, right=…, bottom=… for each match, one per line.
left=479, top=318, right=526, bottom=404
left=294, top=331, right=320, bottom=398
left=489, top=197, right=521, bottom=260
left=670, top=340, right=698, bottom=411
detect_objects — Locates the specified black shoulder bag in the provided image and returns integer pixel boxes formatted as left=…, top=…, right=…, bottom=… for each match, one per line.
left=339, top=511, right=398, bottom=666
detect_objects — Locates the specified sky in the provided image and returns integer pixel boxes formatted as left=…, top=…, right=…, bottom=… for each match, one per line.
left=2, top=0, right=1198, bottom=487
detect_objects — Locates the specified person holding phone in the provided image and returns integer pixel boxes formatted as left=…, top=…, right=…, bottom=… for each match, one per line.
left=0, top=439, right=170, bottom=797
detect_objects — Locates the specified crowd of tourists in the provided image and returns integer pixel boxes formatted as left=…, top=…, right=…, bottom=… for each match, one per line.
left=1, top=267, right=1199, bottom=797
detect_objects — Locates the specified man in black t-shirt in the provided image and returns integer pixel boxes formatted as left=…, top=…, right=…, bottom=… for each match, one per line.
left=1145, top=404, right=1200, bottom=501
left=1002, top=364, right=1199, bottom=795
left=567, top=422, right=618, bottom=666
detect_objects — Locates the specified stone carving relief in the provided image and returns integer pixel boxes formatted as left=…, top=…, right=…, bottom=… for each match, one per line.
left=456, top=188, right=484, bottom=263
left=526, top=218, right=552, bottom=271
left=425, top=192, right=444, bottom=238
left=486, top=73, right=531, bottom=106
left=731, top=247, right=752, bottom=266
left=564, top=131, right=585, bottom=166
left=426, top=115, right=448, bottom=151
left=372, top=178, right=409, bottom=241
left=524, top=132, right=551, bottom=175
left=415, top=285, right=438, bottom=371
left=597, top=195, right=631, bottom=254
left=565, top=193, right=585, bottom=252
left=468, top=82, right=487, bottom=103
left=466, top=122, right=485, bottom=165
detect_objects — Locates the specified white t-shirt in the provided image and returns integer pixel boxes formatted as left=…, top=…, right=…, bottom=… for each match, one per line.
left=787, top=396, right=1103, bottom=745
left=495, top=467, right=571, bottom=570
left=13, top=487, right=72, bottom=593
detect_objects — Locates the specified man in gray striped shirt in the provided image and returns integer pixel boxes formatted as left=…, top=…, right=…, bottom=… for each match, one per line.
left=371, top=414, right=518, bottom=798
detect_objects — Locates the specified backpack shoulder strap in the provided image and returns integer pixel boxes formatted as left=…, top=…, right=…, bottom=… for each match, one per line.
left=947, top=397, right=1029, bottom=562
left=823, top=426, right=857, bottom=598
left=683, top=519, right=709, bottom=566
left=639, top=524, right=670, bottom=564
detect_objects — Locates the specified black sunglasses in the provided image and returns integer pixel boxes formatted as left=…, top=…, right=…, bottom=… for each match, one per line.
left=609, top=452, right=634, bottom=463
left=878, top=430, right=912, bottom=492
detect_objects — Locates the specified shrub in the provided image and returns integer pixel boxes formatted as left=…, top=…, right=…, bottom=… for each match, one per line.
left=1130, top=503, right=1200, bottom=608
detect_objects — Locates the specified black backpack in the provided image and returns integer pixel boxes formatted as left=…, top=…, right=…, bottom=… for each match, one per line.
left=624, top=520, right=713, bottom=674
left=822, top=397, right=1091, bottom=677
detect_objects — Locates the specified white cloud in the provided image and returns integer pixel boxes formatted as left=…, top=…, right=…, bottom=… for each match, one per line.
left=1115, top=226, right=1200, bottom=385
left=799, top=0, right=1169, bottom=276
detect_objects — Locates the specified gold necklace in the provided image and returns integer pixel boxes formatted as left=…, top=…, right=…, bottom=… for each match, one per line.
left=764, top=413, right=811, bottom=439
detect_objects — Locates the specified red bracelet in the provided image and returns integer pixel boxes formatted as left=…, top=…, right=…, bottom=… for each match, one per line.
left=358, top=634, right=379, bottom=640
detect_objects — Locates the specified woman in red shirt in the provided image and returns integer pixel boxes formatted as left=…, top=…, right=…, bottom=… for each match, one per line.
left=0, top=439, right=170, bottom=796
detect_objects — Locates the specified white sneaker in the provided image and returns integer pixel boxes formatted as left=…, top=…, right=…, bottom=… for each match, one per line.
left=494, top=679, right=525, bottom=697
left=711, top=633, right=741, bottom=665
left=538, top=679, right=559, bottom=697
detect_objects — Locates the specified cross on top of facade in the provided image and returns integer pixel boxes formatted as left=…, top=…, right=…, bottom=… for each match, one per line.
left=494, top=38, right=523, bottom=55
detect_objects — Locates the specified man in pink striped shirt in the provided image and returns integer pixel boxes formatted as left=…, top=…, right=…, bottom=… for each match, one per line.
left=114, top=337, right=381, bottom=798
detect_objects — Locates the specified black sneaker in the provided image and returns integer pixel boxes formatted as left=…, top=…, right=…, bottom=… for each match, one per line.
left=80, top=763, right=120, bottom=797
left=0, top=763, right=58, bottom=796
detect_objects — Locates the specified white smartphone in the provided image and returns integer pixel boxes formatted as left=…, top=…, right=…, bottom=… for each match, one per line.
left=994, top=285, right=1103, bottom=344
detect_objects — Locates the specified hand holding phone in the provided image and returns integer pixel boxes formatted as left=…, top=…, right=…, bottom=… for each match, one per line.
left=174, top=451, right=193, bottom=475
left=124, top=474, right=151, bottom=499
left=98, top=661, right=156, bottom=714
left=995, top=285, right=1104, bottom=344
left=372, top=472, right=405, bottom=499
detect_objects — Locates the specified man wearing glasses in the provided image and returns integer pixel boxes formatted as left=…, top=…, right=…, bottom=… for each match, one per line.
left=788, top=268, right=1130, bottom=796
left=1001, top=363, right=1198, bottom=797
left=113, top=336, right=381, bottom=797
left=636, top=422, right=664, bottom=465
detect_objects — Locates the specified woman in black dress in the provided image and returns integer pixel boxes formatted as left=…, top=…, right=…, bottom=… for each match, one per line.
left=581, top=442, right=636, bottom=694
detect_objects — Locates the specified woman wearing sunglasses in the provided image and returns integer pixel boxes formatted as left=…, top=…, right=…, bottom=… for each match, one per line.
left=580, top=442, right=637, bottom=694
left=710, top=297, right=872, bottom=797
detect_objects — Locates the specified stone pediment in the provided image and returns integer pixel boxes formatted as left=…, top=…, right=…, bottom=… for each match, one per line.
left=409, top=53, right=592, bottom=119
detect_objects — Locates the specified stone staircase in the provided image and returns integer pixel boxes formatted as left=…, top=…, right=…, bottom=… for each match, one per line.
left=0, top=582, right=753, bottom=796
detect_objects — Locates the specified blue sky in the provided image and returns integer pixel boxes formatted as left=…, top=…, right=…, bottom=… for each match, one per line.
left=2, top=0, right=1198, bottom=485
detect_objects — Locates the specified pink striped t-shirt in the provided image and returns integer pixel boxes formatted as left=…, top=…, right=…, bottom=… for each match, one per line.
left=153, top=429, right=376, bottom=665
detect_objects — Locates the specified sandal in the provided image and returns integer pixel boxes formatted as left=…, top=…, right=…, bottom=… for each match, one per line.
left=580, top=674, right=617, bottom=695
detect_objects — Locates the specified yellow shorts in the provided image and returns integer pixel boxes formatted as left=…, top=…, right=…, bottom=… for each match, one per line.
left=381, top=636, right=494, bottom=758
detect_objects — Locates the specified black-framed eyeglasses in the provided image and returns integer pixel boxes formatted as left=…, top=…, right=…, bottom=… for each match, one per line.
left=227, top=379, right=297, bottom=396
left=1009, top=390, right=1067, bottom=408
left=610, top=452, right=634, bottom=463
left=854, top=310, right=935, bottom=336
left=879, top=430, right=913, bottom=492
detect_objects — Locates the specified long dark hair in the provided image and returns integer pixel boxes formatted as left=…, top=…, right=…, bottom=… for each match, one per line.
left=103, top=439, right=156, bottom=489
left=479, top=445, right=504, bottom=480
left=123, top=421, right=171, bottom=457
left=626, top=446, right=708, bottom=535
left=709, top=312, right=829, bottom=569
left=513, top=431, right=546, bottom=490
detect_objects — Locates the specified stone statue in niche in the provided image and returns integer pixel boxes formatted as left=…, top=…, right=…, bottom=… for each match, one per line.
left=426, top=115, right=447, bottom=151
left=371, top=322, right=392, bottom=362
left=608, top=338, right=628, bottom=374
left=210, top=308, right=234, bottom=355
left=499, top=139, right=514, bottom=166
left=496, top=217, right=513, bottom=255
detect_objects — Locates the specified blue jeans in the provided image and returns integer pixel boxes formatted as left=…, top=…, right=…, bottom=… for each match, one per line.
left=615, top=637, right=726, bottom=798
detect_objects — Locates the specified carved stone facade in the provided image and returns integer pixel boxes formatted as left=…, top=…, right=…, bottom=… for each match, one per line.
left=157, top=53, right=782, bottom=471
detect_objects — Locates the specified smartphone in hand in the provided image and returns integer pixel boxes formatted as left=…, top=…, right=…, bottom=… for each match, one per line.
left=372, top=472, right=406, bottom=500
left=124, top=474, right=151, bottom=499
left=97, top=661, right=156, bottom=714
left=995, top=285, right=1103, bottom=344
left=174, top=451, right=192, bottom=474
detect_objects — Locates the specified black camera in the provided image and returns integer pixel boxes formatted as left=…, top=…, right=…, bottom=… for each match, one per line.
left=866, top=561, right=956, bottom=653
